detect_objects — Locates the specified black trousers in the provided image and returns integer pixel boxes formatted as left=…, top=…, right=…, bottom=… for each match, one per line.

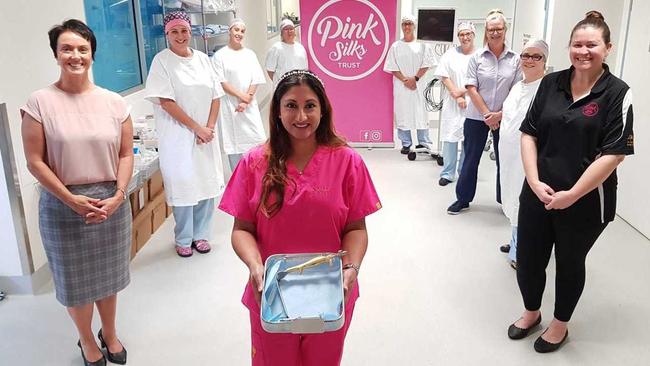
left=516, top=187, right=607, bottom=322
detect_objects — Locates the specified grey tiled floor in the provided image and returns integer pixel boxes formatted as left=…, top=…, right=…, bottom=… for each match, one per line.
left=1, top=147, right=649, bottom=365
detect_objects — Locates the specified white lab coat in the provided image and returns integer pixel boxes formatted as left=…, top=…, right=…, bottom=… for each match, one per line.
left=211, top=46, right=267, bottom=154
left=434, top=46, right=474, bottom=142
left=499, top=78, right=542, bottom=225
left=265, top=41, right=308, bottom=85
left=144, top=48, right=225, bottom=207
left=383, top=40, right=435, bottom=130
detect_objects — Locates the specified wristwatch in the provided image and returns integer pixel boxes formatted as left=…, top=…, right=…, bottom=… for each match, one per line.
left=116, top=187, right=127, bottom=201
left=343, top=263, right=360, bottom=275
left=414, top=75, right=420, bottom=82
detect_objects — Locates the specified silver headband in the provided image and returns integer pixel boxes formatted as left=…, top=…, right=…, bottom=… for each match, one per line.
left=278, top=70, right=324, bottom=87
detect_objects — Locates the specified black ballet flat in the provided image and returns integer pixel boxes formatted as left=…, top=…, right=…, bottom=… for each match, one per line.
left=98, top=329, right=127, bottom=365
left=508, top=314, right=542, bottom=340
left=77, top=340, right=106, bottom=366
left=534, top=329, right=568, bottom=353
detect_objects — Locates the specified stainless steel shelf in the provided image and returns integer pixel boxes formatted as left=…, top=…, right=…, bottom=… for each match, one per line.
left=162, top=3, right=236, bottom=56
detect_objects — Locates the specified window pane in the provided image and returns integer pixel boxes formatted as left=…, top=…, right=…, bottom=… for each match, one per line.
left=140, top=0, right=166, bottom=71
left=267, top=0, right=280, bottom=35
left=84, top=0, right=143, bottom=92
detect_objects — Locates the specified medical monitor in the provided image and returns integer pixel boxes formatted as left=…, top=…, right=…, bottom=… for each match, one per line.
left=416, top=8, right=455, bottom=42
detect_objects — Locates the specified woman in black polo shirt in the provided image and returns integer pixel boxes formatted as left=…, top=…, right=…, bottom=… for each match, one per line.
left=506, top=11, right=634, bottom=353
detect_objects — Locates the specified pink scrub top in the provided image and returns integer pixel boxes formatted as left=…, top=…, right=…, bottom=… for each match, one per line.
left=219, top=144, right=382, bottom=311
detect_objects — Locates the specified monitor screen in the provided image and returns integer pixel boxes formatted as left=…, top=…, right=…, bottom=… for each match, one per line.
left=416, top=8, right=455, bottom=42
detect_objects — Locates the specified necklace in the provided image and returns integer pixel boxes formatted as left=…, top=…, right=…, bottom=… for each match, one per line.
left=292, top=143, right=318, bottom=176
left=293, top=153, right=315, bottom=175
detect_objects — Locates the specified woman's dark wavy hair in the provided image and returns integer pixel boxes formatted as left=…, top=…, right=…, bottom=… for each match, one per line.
left=569, top=10, right=611, bottom=45
left=259, top=70, right=347, bottom=218
left=48, top=19, right=97, bottom=60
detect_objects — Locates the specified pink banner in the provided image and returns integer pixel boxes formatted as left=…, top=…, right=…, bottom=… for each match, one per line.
left=300, top=0, right=396, bottom=144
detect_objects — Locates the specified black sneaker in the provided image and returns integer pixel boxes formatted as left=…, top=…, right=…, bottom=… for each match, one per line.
left=400, top=146, right=410, bottom=154
left=438, top=178, right=452, bottom=186
left=447, top=201, right=469, bottom=215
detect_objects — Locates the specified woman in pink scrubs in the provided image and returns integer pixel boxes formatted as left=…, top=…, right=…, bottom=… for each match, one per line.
left=219, top=69, right=381, bottom=366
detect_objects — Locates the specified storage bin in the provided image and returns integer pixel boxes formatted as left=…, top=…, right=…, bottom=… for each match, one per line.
left=261, top=252, right=345, bottom=334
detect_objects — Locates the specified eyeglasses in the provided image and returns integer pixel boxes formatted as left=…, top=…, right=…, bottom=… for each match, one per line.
left=458, top=32, right=474, bottom=38
left=486, top=27, right=504, bottom=34
left=520, top=53, right=544, bottom=61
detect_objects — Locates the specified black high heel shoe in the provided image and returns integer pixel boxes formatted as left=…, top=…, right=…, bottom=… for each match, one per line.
left=98, top=329, right=127, bottom=365
left=77, top=340, right=106, bottom=366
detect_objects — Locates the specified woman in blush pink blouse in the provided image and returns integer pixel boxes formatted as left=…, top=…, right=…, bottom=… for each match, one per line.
left=21, top=20, right=132, bottom=366
left=219, top=70, right=382, bottom=366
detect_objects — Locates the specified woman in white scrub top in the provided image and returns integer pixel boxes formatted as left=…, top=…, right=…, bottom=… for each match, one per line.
left=498, top=39, right=548, bottom=269
left=265, top=18, right=308, bottom=84
left=144, top=11, right=225, bottom=258
left=212, top=18, right=267, bottom=170
left=434, top=22, right=476, bottom=186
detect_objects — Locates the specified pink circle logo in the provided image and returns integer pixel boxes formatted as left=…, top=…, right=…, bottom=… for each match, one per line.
left=308, top=0, right=389, bottom=81
left=582, top=102, right=599, bottom=117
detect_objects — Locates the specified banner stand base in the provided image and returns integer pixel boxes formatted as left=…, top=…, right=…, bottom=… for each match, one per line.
left=349, top=142, right=395, bottom=148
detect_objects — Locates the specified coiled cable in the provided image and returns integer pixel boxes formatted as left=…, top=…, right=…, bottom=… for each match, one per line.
left=423, top=77, right=444, bottom=112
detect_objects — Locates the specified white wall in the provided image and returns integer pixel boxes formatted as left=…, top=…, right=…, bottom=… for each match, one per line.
left=411, top=0, right=516, bottom=19
left=617, top=0, right=649, bottom=238
left=0, top=0, right=87, bottom=274
left=282, top=0, right=299, bottom=18
left=511, top=0, right=546, bottom=51
left=546, top=0, right=625, bottom=74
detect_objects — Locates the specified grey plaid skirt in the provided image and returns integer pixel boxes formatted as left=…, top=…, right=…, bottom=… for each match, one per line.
left=39, top=182, right=132, bottom=307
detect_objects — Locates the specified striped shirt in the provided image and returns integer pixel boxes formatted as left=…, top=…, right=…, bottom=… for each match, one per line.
left=464, top=46, right=522, bottom=120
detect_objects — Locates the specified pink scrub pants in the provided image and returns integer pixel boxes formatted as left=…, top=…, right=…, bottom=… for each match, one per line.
left=249, top=299, right=356, bottom=366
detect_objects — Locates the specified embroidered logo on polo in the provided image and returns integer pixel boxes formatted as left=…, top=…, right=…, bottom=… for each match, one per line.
left=582, top=102, right=599, bottom=117
left=312, top=186, right=331, bottom=194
